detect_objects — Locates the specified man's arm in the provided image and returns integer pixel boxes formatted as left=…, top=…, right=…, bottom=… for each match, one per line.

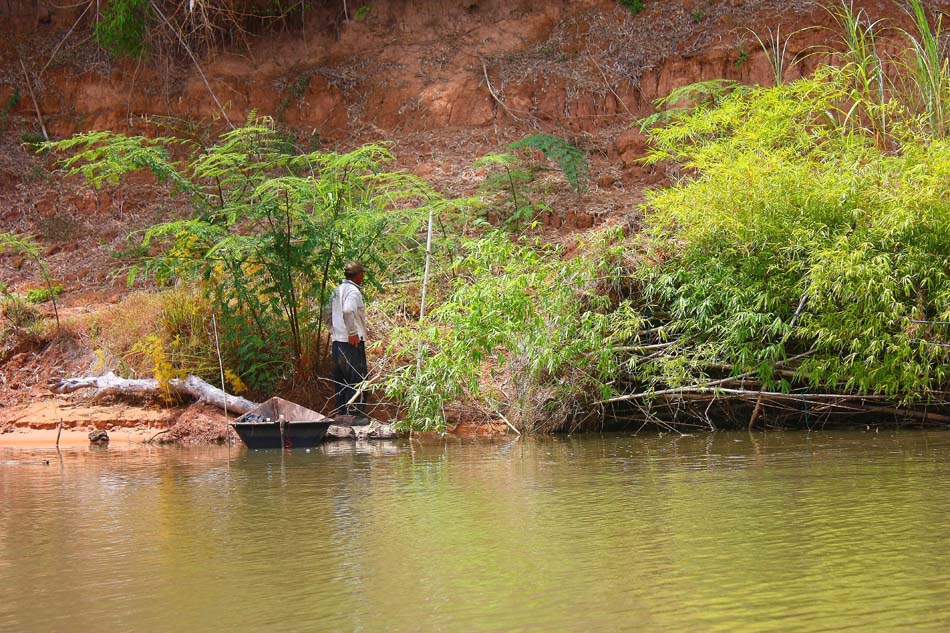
left=342, top=288, right=362, bottom=346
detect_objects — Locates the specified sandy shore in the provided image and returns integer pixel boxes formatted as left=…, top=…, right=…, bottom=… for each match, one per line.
left=0, top=427, right=156, bottom=447
left=0, top=397, right=212, bottom=446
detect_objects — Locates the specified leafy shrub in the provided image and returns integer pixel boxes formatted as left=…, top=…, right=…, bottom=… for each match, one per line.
left=619, top=0, right=645, bottom=15
left=95, top=0, right=150, bottom=58
left=385, top=229, right=631, bottom=432
left=88, top=288, right=221, bottom=386
left=25, top=285, right=64, bottom=303
left=0, top=233, right=60, bottom=329
left=1, top=294, right=41, bottom=329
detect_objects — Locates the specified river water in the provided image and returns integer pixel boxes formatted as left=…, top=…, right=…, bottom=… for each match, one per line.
left=2, top=431, right=950, bottom=632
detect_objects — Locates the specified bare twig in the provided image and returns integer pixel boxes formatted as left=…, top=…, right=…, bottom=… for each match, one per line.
left=480, top=57, right=524, bottom=122
left=19, top=59, right=49, bottom=141
left=41, top=0, right=95, bottom=75
left=147, top=429, right=171, bottom=443
left=611, top=342, right=675, bottom=353
left=586, top=45, right=633, bottom=115
left=605, top=350, right=815, bottom=404
left=491, top=404, right=521, bottom=435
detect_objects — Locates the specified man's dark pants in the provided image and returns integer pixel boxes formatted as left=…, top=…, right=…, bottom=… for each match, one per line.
left=332, top=340, right=367, bottom=416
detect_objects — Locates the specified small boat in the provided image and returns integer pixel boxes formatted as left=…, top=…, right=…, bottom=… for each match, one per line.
left=230, top=397, right=332, bottom=449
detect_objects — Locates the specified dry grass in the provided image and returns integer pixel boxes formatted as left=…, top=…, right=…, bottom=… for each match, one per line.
left=77, top=287, right=213, bottom=378
left=84, top=290, right=164, bottom=375
left=493, top=1, right=817, bottom=95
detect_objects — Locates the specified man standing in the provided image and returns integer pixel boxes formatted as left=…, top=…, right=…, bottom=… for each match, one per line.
left=330, top=260, right=368, bottom=418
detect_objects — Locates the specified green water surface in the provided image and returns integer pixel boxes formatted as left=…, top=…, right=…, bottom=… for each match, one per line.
left=2, top=431, right=950, bottom=632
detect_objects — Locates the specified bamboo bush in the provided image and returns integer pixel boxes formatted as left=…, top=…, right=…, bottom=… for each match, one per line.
left=383, top=0, right=950, bottom=431
left=636, top=55, right=950, bottom=409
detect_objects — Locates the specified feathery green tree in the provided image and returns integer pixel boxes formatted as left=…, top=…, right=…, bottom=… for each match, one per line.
left=44, top=118, right=445, bottom=391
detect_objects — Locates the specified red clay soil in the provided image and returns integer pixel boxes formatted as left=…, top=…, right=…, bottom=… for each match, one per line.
left=2, top=0, right=947, bottom=440
left=157, top=402, right=234, bottom=444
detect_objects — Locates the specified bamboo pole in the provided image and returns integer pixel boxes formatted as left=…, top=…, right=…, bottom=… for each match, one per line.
left=211, top=313, right=231, bottom=445
left=416, top=207, right=435, bottom=375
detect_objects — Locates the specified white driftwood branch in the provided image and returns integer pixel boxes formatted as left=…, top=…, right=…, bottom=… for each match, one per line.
left=50, top=372, right=259, bottom=414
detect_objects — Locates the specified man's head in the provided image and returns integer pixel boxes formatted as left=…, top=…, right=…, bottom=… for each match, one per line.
left=344, top=260, right=365, bottom=284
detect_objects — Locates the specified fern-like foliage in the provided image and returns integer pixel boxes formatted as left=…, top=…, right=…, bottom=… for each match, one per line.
left=638, top=79, right=747, bottom=131
left=41, top=131, right=192, bottom=191
left=508, top=134, right=590, bottom=193
left=472, top=152, right=520, bottom=171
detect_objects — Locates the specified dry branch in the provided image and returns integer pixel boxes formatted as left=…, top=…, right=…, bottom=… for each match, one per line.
left=19, top=59, right=49, bottom=141
left=51, top=372, right=258, bottom=414
left=604, top=350, right=815, bottom=404
left=480, top=57, right=525, bottom=122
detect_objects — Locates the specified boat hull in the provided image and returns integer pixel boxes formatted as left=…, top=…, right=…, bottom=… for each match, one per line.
left=230, top=421, right=332, bottom=449
left=229, top=397, right=332, bottom=449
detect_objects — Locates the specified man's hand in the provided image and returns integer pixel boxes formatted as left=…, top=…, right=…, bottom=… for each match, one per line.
left=348, top=334, right=360, bottom=346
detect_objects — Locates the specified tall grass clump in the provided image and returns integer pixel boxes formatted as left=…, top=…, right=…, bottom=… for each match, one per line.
left=830, top=1, right=888, bottom=142
left=898, top=0, right=950, bottom=139
left=824, top=0, right=950, bottom=143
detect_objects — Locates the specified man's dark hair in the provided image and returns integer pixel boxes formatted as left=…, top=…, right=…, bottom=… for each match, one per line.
left=344, top=260, right=365, bottom=279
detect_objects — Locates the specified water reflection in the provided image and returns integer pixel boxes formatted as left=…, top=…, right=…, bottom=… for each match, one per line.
left=2, top=432, right=950, bottom=631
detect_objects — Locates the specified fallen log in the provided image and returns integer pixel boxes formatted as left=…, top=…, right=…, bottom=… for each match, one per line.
left=50, top=372, right=259, bottom=415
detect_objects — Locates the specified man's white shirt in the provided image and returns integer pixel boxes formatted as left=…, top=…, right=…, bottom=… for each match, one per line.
left=330, top=280, right=367, bottom=343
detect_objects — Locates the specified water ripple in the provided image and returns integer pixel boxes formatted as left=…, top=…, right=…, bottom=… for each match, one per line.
left=3, top=432, right=950, bottom=631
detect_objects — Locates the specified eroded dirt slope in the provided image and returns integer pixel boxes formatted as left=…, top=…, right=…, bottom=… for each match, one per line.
left=1, top=0, right=944, bottom=433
